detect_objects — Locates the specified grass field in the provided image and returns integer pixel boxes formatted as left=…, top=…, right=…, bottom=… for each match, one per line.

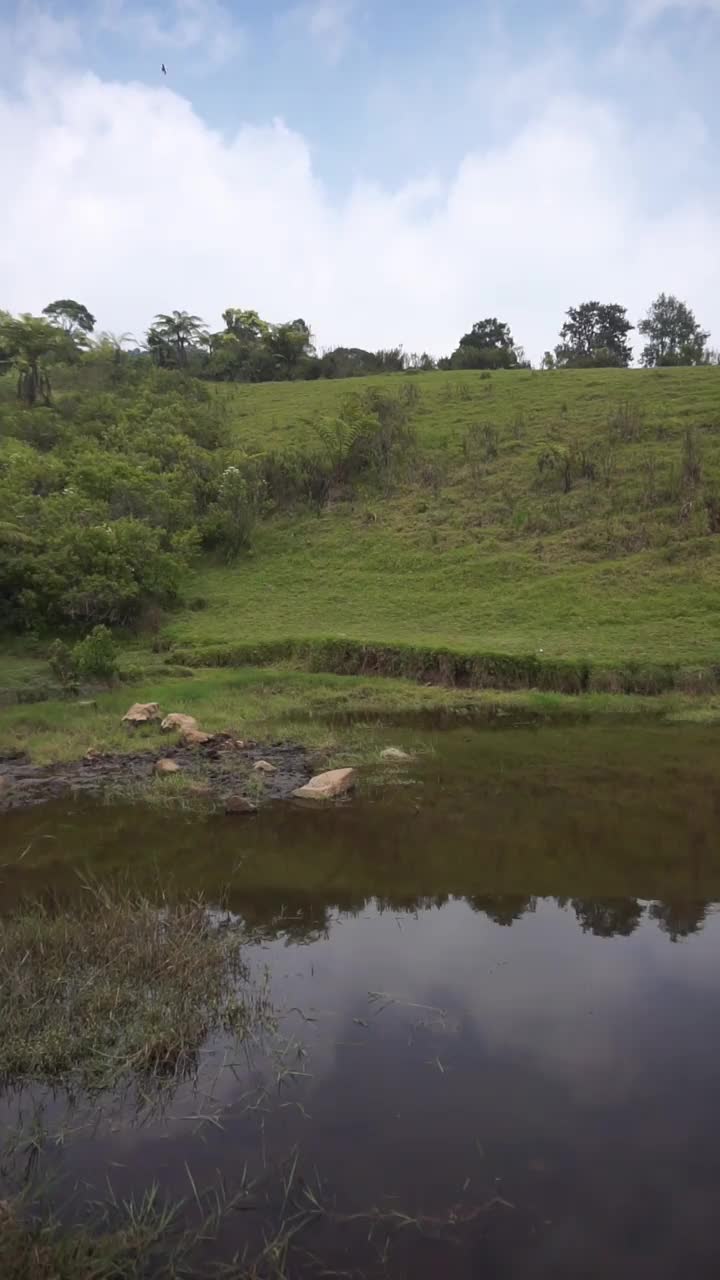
left=171, top=367, right=720, bottom=671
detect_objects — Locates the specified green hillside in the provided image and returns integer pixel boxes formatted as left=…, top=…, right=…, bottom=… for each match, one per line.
left=2, top=361, right=720, bottom=703
left=168, top=367, right=720, bottom=676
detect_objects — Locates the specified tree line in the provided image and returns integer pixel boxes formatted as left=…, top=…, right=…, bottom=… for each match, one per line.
left=0, top=293, right=715, bottom=406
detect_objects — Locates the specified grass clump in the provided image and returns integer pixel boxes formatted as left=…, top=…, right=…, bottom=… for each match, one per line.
left=0, top=885, right=269, bottom=1090
left=0, top=1189, right=181, bottom=1280
left=0, top=1175, right=298, bottom=1280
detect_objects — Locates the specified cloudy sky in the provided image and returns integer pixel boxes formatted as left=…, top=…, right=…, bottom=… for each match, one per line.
left=1, top=0, right=718, bottom=361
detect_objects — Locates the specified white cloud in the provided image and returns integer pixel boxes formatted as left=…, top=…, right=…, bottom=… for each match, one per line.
left=0, top=67, right=718, bottom=361
left=99, top=0, right=245, bottom=66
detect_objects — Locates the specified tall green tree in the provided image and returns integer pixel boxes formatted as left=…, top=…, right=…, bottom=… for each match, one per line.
left=0, top=313, right=67, bottom=406
left=221, top=308, right=270, bottom=343
left=555, top=301, right=633, bottom=368
left=205, top=308, right=273, bottom=382
left=638, top=293, right=709, bottom=367
left=450, top=317, right=520, bottom=370
left=43, top=298, right=96, bottom=341
left=150, top=311, right=207, bottom=367
left=268, top=318, right=314, bottom=376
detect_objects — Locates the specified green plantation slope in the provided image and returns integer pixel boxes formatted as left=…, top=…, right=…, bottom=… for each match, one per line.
left=168, top=366, right=720, bottom=671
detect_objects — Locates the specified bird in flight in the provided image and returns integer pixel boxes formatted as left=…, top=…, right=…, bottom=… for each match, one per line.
left=161, top=63, right=167, bottom=75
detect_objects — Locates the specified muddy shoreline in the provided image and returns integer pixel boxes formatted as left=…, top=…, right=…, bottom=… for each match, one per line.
left=0, top=737, right=314, bottom=812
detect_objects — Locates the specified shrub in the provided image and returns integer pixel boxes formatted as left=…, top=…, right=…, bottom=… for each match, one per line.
left=257, top=388, right=417, bottom=513
left=47, top=639, right=79, bottom=695
left=202, top=465, right=266, bottom=562
left=73, top=624, right=119, bottom=682
left=608, top=400, right=644, bottom=442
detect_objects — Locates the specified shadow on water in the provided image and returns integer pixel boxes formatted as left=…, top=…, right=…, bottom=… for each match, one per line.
left=2, top=718, right=720, bottom=1276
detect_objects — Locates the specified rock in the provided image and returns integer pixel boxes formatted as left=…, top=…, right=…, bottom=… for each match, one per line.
left=188, top=782, right=213, bottom=796
left=381, top=747, right=412, bottom=761
left=161, top=713, right=199, bottom=734
left=122, top=702, right=161, bottom=726
left=253, top=760, right=276, bottom=773
left=77, top=700, right=97, bottom=709
left=224, top=795, right=258, bottom=815
left=182, top=728, right=214, bottom=747
left=293, top=767, right=357, bottom=801
left=155, top=758, right=180, bottom=775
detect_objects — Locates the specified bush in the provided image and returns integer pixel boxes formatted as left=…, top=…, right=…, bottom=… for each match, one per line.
left=257, top=388, right=417, bottom=514
left=47, top=639, right=79, bottom=695
left=201, top=465, right=266, bottom=561
left=73, top=624, right=119, bottom=682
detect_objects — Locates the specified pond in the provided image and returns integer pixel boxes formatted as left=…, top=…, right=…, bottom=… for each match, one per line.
left=2, top=717, right=720, bottom=1277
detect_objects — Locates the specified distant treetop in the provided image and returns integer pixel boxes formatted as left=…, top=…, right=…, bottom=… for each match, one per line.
left=639, top=293, right=709, bottom=367
left=554, top=301, right=634, bottom=368
left=43, top=299, right=96, bottom=338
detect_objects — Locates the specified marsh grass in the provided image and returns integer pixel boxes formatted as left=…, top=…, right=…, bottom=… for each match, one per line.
left=0, top=885, right=271, bottom=1091
left=101, top=771, right=216, bottom=811
left=0, top=1161, right=324, bottom=1280
left=0, top=1186, right=183, bottom=1280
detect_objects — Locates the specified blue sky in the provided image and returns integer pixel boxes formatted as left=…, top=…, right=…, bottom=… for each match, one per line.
left=1, top=0, right=719, bottom=358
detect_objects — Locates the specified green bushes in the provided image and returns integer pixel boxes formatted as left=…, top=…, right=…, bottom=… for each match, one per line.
left=0, top=366, right=420, bottom=631
left=48, top=640, right=80, bottom=695
left=74, top=625, right=119, bottom=681
left=4, top=516, right=185, bottom=631
left=48, top=625, right=119, bottom=692
left=0, top=374, right=228, bottom=630
left=201, top=464, right=266, bottom=562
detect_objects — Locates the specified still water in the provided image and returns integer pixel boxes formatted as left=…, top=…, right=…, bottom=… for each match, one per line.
left=2, top=717, right=720, bottom=1277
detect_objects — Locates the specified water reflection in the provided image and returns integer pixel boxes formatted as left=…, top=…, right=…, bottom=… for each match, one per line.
left=3, top=894, right=719, bottom=1277
left=236, top=893, right=713, bottom=944
left=3, top=718, right=720, bottom=1275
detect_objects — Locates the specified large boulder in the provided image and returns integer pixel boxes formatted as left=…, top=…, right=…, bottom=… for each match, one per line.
left=293, top=768, right=357, bottom=801
left=122, top=702, right=161, bottom=726
left=161, top=713, right=198, bottom=734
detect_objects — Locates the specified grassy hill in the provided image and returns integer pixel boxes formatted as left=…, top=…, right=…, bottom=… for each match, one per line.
left=163, top=366, right=720, bottom=685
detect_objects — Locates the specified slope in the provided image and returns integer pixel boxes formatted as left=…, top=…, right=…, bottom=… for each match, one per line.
left=164, top=367, right=720, bottom=680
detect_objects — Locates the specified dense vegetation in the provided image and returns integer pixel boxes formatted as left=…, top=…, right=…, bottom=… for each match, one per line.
left=0, top=347, right=419, bottom=634
left=1, top=296, right=719, bottom=696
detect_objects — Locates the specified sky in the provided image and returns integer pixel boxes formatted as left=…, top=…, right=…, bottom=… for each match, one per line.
left=0, top=0, right=719, bottom=362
